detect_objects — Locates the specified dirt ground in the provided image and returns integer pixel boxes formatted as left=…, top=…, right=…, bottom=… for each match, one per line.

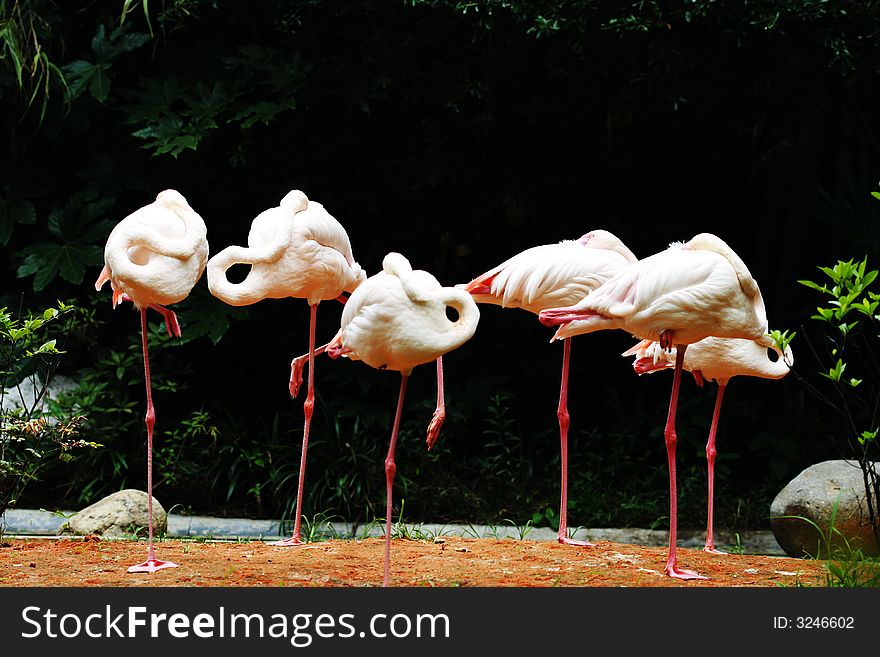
left=0, top=536, right=829, bottom=587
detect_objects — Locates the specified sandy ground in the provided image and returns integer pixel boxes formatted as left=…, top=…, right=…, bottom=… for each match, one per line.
left=0, top=536, right=829, bottom=587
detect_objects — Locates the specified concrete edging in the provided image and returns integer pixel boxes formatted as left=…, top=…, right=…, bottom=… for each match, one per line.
left=0, top=508, right=785, bottom=555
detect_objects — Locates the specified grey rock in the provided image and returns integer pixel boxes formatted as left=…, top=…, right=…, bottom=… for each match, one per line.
left=62, top=489, right=167, bottom=538
left=0, top=374, right=78, bottom=416
left=770, top=460, right=879, bottom=558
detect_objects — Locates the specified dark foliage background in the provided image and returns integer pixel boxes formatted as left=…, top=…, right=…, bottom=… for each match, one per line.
left=2, top=0, right=879, bottom=531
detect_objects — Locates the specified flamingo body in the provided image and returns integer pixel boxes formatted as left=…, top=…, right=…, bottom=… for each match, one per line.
left=95, top=189, right=208, bottom=574
left=206, top=191, right=365, bottom=547
left=462, top=229, right=637, bottom=546
left=540, top=233, right=772, bottom=579
left=624, top=335, right=793, bottom=554
left=625, top=336, right=792, bottom=385
left=328, top=253, right=479, bottom=586
left=332, top=253, right=480, bottom=372
left=465, top=230, right=638, bottom=313
left=95, top=189, right=208, bottom=308
left=207, top=190, right=365, bottom=306
left=540, top=233, right=769, bottom=347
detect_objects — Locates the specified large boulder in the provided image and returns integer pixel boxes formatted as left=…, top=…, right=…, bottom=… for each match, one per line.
left=770, top=460, right=879, bottom=558
left=62, top=489, right=168, bottom=538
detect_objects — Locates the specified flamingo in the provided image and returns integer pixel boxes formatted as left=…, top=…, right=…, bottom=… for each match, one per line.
left=95, top=189, right=209, bottom=573
left=325, top=252, right=480, bottom=586
left=461, top=229, right=637, bottom=545
left=539, top=233, right=770, bottom=579
left=623, top=336, right=793, bottom=553
left=206, top=190, right=365, bottom=546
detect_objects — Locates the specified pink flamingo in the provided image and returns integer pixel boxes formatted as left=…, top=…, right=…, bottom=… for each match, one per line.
left=326, top=252, right=480, bottom=586
left=206, top=190, right=365, bottom=546
left=623, top=336, right=793, bottom=553
left=95, top=189, right=209, bottom=573
left=461, top=230, right=637, bottom=545
left=540, top=233, right=770, bottom=579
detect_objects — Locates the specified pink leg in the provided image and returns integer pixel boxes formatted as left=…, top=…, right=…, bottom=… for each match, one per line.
left=128, top=308, right=178, bottom=573
left=704, top=383, right=727, bottom=554
left=148, top=304, right=181, bottom=338
left=383, top=374, right=409, bottom=587
left=557, top=338, right=593, bottom=546
left=289, top=342, right=329, bottom=398
left=425, top=357, right=445, bottom=450
left=116, top=295, right=180, bottom=338
left=663, top=343, right=706, bottom=579
left=271, top=303, right=319, bottom=547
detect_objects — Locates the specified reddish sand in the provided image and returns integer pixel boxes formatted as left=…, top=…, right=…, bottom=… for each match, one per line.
left=0, top=536, right=829, bottom=587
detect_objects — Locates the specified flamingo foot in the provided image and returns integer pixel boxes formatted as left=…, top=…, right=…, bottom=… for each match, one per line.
left=558, top=536, right=596, bottom=547
left=267, top=536, right=304, bottom=547
left=425, top=409, right=444, bottom=450
left=289, top=355, right=307, bottom=398
left=148, top=304, right=181, bottom=338
left=128, top=558, right=178, bottom=573
left=665, top=561, right=708, bottom=580
left=703, top=546, right=727, bottom=555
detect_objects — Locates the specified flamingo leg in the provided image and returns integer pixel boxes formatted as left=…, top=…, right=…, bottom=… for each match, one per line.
left=557, top=337, right=593, bottom=546
left=290, top=342, right=329, bottom=398
left=704, top=383, right=727, bottom=554
left=116, top=294, right=181, bottom=338
left=128, top=308, right=178, bottom=573
left=425, top=357, right=445, bottom=450
left=383, top=373, right=409, bottom=587
left=147, top=303, right=181, bottom=338
left=663, top=342, right=706, bottom=580
left=271, top=303, right=319, bottom=547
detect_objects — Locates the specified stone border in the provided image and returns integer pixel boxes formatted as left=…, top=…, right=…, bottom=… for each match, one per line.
left=1, top=509, right=785, bottom=555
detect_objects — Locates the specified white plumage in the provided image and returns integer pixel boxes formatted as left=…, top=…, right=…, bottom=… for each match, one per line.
left=206, top=190, right=365, bottom=306
left=95, top=189, right=208, bottom=310
left=540, top=232, right=772, bottom=579
left=540, top=233, right=769, bottom=347
left=94, top=189, right=208, bottom=573
left=623, top=335, right=793, bottom=554
left=462, top=228, right=637, bottom=546
left=327, top=252, right=480, bottom=586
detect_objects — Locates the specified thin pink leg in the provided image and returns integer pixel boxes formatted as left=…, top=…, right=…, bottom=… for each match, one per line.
left=704, top=383, right=727, bottom=554
left=289, top=342, right=329, bottom=398
left=663, top=343, right=706, bottom=579
left=425, top=357, right=445, bottom=450
left=148, top=303, right=181, bottom=338
left=383, top=374, right=409, bottom=587
left=557, top=338, right=593, bottom=546
left=128, top=308, right=178, bottom=573
left=271, top=303, right=319, bottom=547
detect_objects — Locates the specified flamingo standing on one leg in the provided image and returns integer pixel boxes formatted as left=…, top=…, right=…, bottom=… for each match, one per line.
left=325, top=252, right=480, bottom=586
left=206, top=190, right=365, bottom=546
left=623, top=336, right=793, bottom=553
left=95, top=189, right=209, bottom=573
left=461, top=230, right=637, bottom=545
left=539, top=233, right=771, bottom=579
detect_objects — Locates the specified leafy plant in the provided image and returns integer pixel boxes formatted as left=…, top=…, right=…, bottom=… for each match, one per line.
left=0, top=301, right=97, bottom=531
left=798, top=224, right=880, bottom=548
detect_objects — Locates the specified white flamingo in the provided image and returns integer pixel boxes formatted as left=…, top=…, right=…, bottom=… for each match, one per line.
left=95, top=189, right=208, bottom=573
left=461, top=229, right=637, bottom=545
left=326, top=252, right=480, bottom=586
left=207, top=190, right=365, bottom=546
left=623, top=336, right=793, bottom=553
left=540, top=233, right=770, bottom=579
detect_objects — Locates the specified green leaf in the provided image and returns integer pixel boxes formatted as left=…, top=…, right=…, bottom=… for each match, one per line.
left=0, top=199, right=37, bottom=245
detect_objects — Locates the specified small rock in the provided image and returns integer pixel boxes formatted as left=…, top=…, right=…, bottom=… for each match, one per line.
left=454, top=547, right=470, bottom=553
left=433, top=537, right=446, bottom=544
left=62, top=490, right=168, bottom=538
left=770, top=460, right=879, bottom=558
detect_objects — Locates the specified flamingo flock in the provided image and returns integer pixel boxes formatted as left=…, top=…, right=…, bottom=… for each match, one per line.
left=96, top=189, right=791, bottom=584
